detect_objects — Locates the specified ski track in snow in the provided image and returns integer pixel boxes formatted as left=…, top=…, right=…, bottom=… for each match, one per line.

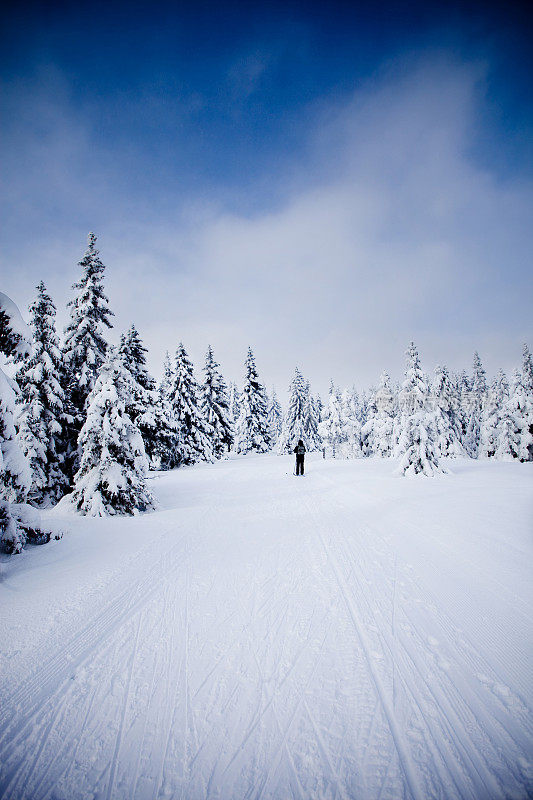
left=0, top=454, right=532, bottom=800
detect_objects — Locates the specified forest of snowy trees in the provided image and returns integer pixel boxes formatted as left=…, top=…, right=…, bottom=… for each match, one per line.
left=1, top=233, right=532, bottom=552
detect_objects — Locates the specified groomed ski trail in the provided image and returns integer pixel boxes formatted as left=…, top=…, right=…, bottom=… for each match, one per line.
left=0, top=453, right=531, bottom=800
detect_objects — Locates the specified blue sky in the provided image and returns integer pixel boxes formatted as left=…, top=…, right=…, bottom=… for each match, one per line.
left=1, top=0, right=532, bottom=395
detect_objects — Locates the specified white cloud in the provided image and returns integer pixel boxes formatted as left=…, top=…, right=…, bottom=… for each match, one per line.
left=2, top=53, right=532, bottom=399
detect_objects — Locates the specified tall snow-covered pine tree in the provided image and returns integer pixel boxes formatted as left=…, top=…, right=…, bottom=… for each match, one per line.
left=278, top=367, right=307, bottom=453
left=362, top=373, right=395, bottom=458
left=395, top=343, right=444, bottom=476
left=1, top=293, right=54, bottom=551
left=15, top=282, right=69, bottom=504
left=200, top=345, right=233, bottom=458
left=63, top=233, right=114, bottom=470
left=319, top=383, right=345, bottom=458
left=432, top=365, right=464, bottom=458
left=479, top=370, right=509, bottom=459
left=463, top=352, right=487, bottom=458
left=170, top=343, right=214, bottom=465
left=267, top=388, right=283, bottom=445
left=119, top=325, right=177, bottom=469
left=234, top=348, right=270, bottom=454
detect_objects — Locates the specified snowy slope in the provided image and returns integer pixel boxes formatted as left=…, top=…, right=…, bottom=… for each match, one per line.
left=0, top=455, right=531, bottom=800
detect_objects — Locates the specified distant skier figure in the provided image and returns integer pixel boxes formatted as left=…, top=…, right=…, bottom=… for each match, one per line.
left=294, top=439, right=306, bottom=476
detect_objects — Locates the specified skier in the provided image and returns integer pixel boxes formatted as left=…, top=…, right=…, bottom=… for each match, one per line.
left=294, top=439, right=306, bottom=476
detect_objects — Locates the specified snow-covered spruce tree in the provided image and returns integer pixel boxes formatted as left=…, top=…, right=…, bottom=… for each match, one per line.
left=234, top=348, right=271, bottom=454
left=148, top=394, right=178, bottom=471
left=314, top=393, right=324, bottom=426
left=278, top=367, right=307, bottom=453
left=523, top=344, right=533, bottom=394
left=228, top=381, right=241, bottom=429
left=170, top=343, right=214, bottom=465
left=432, top=365, right=464, bottom=458
left=395, top=342, right=444, bottom=476
left=121, top=325, right=152, bottom=390
left=159, top=351, right=174, bottom=401
left=119, top=325, right=177, bottom=469
left=153, top=352, right=179, bottom=470
left=494, top=370, right=521, bottom=462
left=360, top=386, right=377, bottom=456
left=0, top=293, right=55, bottom=552
left=319, top=383, right=346, bottom=458
left=362, top=373, right=395, bottom=458
left=357, top=388, right=371, bottom=433
left=200, top=345, right=233, bottom=458
left=71, top=347, right=155, bottom=516
left=0, top=294, right=32, bottom=506
left=341, top=387, right=363, bottom=458
left=479, top=370, right=509, bottom=459
left=63, top=233, right=114, bottom=471
left=455, top=370, right=471, bottom=448
left=266, top=387, right=283, bottom=446
left=463, top=352, right=487, bottom=458
left=519, top=344, right=533, bottom=461
left=497, top=366, right=533, bottom=462
left=303, top=380, right=322, bottom=451
left=15, top=282, right=69, bottom=504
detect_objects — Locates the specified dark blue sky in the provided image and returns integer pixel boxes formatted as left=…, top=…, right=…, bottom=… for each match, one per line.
left=1, top=0, right=532, bottom=392
left=2, top=0, right=531, bottom=205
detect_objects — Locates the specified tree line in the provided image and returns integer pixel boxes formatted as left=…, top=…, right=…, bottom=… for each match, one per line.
left=1, top=233, right=532, bottom=553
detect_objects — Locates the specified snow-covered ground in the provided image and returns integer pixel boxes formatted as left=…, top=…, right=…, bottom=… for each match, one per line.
left=0, top=454, right=532, bottom=800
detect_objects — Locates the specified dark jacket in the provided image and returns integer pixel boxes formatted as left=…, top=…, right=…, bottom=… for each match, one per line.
left=294, top=444, right=306, bottom=457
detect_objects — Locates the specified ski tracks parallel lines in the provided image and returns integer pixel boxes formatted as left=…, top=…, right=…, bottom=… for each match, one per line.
left=336, top=521, right=530, bottom=797
left=309, top=498, right=426, bottom=800
left=105, top=611, right=143, bottom=800
left=0, top=514, right=206, bottom=767
left=0, top=509, right=211, bottom=800
left=301, top=697, right=352, bottom=800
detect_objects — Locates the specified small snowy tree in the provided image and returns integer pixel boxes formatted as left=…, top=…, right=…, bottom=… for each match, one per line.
left=267, top=388, right=283, bottom=445
left=119, top=325, right=177, bottom=469
left=200, top=345, right=233, bottom=458
left=463, top=352, right=487, bottom=458
left=170, top=343, right=214, bottom=465
left=152, top=351, right=179, bottom=470
left=497, top=367, right=533, bottom=462
left=432, top=365, right=464, bottom=458
left=362, top=373, right=395, bottom=458
left=71, top=348, right=155, bottom=516
left=303, top=381, right=322, bottom=451
left=234, top=348, right=271, bottom=454
left=278, top=368, right=307, bottom=453
left=479, top=370, right=509, bottom=459
left=395, top=343, right=444, bottom=476
left=455, top=370, right=471, bottom=447
left=120, top=325, right=152, bottom=389
left=340, top=387, right=363, bottom=458
left=518, top=344, right=533, bottom=461
left=159, top=351, right=174, bottom=402
left=319, top=383, right=345, bottom=458
left=228, top=381, right=240, bottom=428
left=314, top=394, right=324, bottom=425
left=15, top=282, right=70, bottom=505
left=118, top=326, right=153, bottom=424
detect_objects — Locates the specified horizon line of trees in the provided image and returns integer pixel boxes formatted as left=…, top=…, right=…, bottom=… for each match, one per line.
left=1, top=233, right=532, bottom=553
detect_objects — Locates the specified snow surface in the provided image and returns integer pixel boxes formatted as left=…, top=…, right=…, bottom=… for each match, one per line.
left=0, top=454, right=532, bottom=799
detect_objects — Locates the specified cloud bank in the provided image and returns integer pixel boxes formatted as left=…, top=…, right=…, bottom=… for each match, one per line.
left=2, top=53, right=532, bottom=398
